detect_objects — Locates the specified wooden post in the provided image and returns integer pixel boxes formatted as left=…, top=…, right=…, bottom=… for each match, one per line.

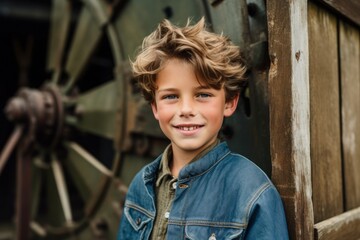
left=267, top=0, right=314, bottom=239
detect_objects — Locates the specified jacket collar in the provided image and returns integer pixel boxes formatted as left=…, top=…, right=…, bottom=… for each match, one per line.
left=143, top=141, right=231, bottom=182
left=178, top=142, right=230, bottom=180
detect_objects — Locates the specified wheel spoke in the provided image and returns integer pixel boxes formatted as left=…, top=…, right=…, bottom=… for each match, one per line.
left=68, top=142, right=112, bottom=177
left=47, top=0, right=71, bottom=84
left=51, top=155, right=73, bottom=224
left=0, top=126, right=23, bottom=175
left=15, top=149, right=32, bottom=240
left=84, top=0, right=112, bottom=26
left=31, top=157, right=44, bottom=219
left=44, top=164, right=66, bottom=226
left=63, top=142, right=112, bottom=201
left=66, top=81, right=117, bottom=139
left=30, top=222, right=46, bottom=238
left=63, top=7, right=103, bottom=92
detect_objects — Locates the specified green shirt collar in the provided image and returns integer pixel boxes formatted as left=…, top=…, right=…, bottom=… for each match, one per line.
left=156, top=139, right=220, bottom=187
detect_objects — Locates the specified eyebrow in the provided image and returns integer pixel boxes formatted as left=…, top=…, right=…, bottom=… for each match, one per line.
left=157, top=85, right=211, bottom=92
left=156, top=88, right=178, bottom=93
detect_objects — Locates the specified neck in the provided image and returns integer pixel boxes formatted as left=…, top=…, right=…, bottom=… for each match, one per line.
left=169, top=139, right=219, bottom=177
left=170, top=150, right=195, bottom=177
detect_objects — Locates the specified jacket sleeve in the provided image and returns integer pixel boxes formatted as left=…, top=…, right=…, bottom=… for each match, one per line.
left=116, top=169, right=155, bottom=240
left=117, top=208, right=129, bottom=240
left=244, top=185, right=289, bottom=240
left=116, top=171, right=142, bottom=240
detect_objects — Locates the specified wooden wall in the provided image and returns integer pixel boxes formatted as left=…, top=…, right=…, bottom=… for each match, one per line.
left=308, top=2, right=343, bottom=223
left=267, top=0, right=360, bottom=239
left=308, top=1, right=360, bottom=220
left=339, top=19, right=360, bottom=212
left=309, top=1, right=360, bottom=239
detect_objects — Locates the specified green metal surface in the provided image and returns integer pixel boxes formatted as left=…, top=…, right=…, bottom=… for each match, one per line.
left=47, top=0, right=71, bottom=84
left=74, top=81, right=118, bottom=140
left=64, top=142, right=107, bottom=201
left=114, top=0, right=206, bottom=59
left=64, top=7, right=103, bottom=92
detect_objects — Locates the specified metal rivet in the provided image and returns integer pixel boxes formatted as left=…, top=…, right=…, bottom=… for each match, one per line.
left=209, top=233, right=216, bottom=240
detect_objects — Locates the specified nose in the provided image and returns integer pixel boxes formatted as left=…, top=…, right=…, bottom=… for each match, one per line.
left=179, top=97, right=195, bottom=117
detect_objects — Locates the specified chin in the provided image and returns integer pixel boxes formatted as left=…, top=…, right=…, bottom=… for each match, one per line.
left=177, top=142, right=207, bottom=152
left=179, top=145, right=200, bottom=152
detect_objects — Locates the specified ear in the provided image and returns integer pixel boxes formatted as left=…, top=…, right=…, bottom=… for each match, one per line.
left=151, top=102, right=159, bottom=120
left=223, top=94, right=239, bottom=117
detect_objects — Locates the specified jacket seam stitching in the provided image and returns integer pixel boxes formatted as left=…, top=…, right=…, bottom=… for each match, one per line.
left=244, top=182, right=272, bottom=224
left=168, top=220, right=245, bottom=228
left=125, top=201, right=155, bottom=218
left=181, top=150, right=231, bottom=181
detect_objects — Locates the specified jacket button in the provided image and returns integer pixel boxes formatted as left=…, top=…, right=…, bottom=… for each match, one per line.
left=208, top=233, right=216, bottom=240
left=179, top=184, right=188, bottom=189
left=164, top=212, right=170, bottom=219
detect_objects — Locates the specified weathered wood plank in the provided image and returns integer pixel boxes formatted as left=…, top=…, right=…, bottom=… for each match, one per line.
left=267, top=0, right=313, bottom=239
left=314, top=0, right=360, bottom=27
left=339, top=20, right=360, bottom=211
left=308, top=2, right=343, bottom=223
left=314, top=207, right=360, bottom=240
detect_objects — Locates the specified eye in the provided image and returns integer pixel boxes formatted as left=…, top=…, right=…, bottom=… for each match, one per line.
left=162, top=94, right=178, bottom=100
left=196, top=93, right=212, bottom=98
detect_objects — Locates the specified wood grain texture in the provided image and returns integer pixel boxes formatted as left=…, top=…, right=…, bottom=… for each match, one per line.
left=339, top=20, right=360, bottom=211
left=267, top=0, right=313, bottom=239
left=308, top=2, right=343, bottom=223
left=314, top=206, right=360, bottom=240
left=314, top=0, right=360, bottom=27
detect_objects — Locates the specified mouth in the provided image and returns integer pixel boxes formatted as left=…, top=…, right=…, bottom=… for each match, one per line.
left=174, top=124, right=204, bottom=131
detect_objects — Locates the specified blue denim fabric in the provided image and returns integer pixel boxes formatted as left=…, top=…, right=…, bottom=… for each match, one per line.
left=118, top=142, right=289, bottom=239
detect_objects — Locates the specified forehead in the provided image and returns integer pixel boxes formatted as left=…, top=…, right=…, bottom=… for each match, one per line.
left=156, top=58, right=208, bottom=88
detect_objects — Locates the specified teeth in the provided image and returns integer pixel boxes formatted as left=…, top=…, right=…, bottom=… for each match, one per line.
left=178, top=126, right=199, bottom=131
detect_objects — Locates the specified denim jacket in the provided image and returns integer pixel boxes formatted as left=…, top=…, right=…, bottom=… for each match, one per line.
left=118, top=142, right=289, bottom=239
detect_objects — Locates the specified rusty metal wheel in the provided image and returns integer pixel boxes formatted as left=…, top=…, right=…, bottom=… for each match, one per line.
left=0, top=0, right=129, bottom=238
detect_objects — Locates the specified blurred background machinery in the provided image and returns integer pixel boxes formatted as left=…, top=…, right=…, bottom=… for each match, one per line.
left=0, top=0, right=269, bottom=239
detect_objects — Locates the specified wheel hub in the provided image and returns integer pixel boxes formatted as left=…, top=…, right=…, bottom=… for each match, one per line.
left=5, top=85, right=64, bottom=148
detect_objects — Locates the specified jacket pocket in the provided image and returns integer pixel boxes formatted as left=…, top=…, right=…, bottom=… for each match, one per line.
left=185, top=225, right=243, bottom=240
left=124, top=203, right=153, bottom=233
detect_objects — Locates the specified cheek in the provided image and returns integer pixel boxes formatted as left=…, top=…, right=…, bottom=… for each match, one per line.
left=155, top=105, right=174, bottom=122
left=202, top=108, right=224, bottom=125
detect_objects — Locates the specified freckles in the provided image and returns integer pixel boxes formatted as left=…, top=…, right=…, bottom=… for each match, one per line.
left=156, top=106, right=173, bottom=119
left=157, top=104, right=170, bottom=112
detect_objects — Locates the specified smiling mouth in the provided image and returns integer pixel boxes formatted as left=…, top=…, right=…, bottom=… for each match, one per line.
left=175, top=125, right=203, bottom=131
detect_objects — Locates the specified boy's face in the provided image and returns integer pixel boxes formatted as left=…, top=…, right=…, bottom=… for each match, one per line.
left=151, top=58, right=238, bottom=159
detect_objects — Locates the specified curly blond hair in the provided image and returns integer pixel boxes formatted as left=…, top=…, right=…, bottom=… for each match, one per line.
left=131, top=17, right=246, bottom=103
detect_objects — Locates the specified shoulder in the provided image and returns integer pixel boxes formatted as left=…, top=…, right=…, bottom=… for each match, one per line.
left=221, top=153, right=285, bottom=215
left=215, top=152, right=281, bottom=207
left=219, top=152, right=271, bottom=186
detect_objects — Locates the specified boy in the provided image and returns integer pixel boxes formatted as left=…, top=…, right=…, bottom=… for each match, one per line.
left=118, top=17, right=288, bottom=239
